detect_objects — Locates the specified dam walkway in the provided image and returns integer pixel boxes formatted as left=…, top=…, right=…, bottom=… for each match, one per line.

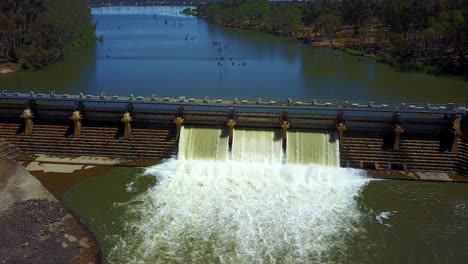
left=0, top=92, right=467, bottom=180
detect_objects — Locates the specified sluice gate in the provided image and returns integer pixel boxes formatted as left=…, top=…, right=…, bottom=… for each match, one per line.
left=0, top=92, right=467, bottom=179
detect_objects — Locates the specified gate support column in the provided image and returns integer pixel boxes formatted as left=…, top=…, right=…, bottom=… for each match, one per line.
left=20, top=109, right=34, bottom=135
left=450, top=115, right=462, bottom=152
left=69, top=111, right=83, bottom=137
left=393, top=125, right=404, bottom=150
left=174, top=117, right=184, bottom=143
left=281, top=121, right=289, bottom=152
left=392, top=113, right=404, bottom=150
left=336, top=110, right=346, bottom=148
left=121, top=112, right=132, bottom=139
left=337, top=123, right=347, bottom=148
left=227, top=119, right=236, bottom=150
left=227, top=107, right=237, bottom=150
left=174, top=105, right=185, bottom=143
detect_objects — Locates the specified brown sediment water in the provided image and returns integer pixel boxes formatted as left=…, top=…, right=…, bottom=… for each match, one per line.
left=29, top=165, right=113, bottom=198
left=18, top=154, right=134, bottom=198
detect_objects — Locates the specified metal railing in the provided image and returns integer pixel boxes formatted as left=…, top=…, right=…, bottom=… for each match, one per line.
left=1, top=90, right=467, bottom=115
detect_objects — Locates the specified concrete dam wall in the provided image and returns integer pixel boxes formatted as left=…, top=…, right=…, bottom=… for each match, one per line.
left=0, top=92, right=467, bottom=179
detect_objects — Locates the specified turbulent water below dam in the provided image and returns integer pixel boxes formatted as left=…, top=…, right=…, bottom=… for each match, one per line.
left=62, top=127, right=468, bottom=263
left=109, top=128, right=368, bottom=263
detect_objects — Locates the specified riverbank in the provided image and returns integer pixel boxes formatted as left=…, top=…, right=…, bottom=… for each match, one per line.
left=196, top=0, right=468, bottom=79
left=0, top=156, right=101, bottom=263
left=0, top=0, right=96, bottom=75
left=0, top=63, right=21, bottom=75
left=209, top=22, right=453, bottom=78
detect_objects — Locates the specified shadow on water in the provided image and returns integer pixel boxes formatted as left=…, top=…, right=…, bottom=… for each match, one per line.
left=0, top=46, right=97, bottom=93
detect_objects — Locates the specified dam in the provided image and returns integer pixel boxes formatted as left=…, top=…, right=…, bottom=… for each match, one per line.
left=0, top=91, right=467, bottom=181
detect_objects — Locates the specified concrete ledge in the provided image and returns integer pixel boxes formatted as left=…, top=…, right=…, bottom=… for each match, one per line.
left=0, top=157, right=101, bottom=263
left=369, top=170, right=468, bottom=183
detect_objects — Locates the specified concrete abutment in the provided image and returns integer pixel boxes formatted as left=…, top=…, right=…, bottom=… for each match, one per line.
left=1, top=92, right=467, bottom=179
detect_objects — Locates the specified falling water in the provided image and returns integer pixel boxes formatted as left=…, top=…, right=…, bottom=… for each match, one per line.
left=231, top=128, right=283, bottom=164
left=287, top=131, right=339, bottom=166
left=178, top=126, right=228, bottom=161
left=108, top=127, right=369, bottom=263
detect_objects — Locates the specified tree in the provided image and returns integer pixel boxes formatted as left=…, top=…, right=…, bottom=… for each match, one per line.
left=269, top=4, right=303, bottom=35
left=317, top=14, right=342, bottom=47
left=0, top=0, right=95, bottom=68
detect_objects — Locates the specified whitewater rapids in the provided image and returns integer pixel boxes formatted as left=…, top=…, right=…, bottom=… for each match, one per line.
left=108, top=158, right=369, bottom=263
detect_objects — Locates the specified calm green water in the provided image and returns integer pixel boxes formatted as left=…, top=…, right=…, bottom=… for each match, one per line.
left=1, top=5, right=467, bottom=103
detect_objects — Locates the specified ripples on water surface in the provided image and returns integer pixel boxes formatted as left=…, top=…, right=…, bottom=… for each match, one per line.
left=1, top=6, right=467, bottom=103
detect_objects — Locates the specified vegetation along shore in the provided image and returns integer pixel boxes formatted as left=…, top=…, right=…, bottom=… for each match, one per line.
left=0, top=0, right=96, bottom=74
left=197, top=0, right=468, bottom=79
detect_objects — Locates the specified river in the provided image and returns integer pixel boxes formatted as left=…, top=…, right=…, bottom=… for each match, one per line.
left=1, top=5, right=467, bottom=103
left=6, top=5, right=467, bottom=264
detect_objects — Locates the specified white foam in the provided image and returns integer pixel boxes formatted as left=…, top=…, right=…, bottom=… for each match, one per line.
left=375, top=211, right=396, bottom=227
left=108, top=159, right=370, bottom=263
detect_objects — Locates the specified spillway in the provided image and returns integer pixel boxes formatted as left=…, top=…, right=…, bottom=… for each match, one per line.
left=231, top=128, right=283, bottom=164
left=178, top=126, right=228, bottom=161
left=108, top=126, right=369, bottom=263
left=287, top=130, right=339, bottom=166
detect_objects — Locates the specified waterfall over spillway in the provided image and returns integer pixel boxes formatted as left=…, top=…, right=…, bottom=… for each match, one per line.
left=108, top=126, right=369, bottom=263
left=287, top=131, right=340, bottom=166
left=178, top=127, right=340, bottom=165
left=178, top=126, right=228, bottom=161
left=231, top=128, right=283, bottom=164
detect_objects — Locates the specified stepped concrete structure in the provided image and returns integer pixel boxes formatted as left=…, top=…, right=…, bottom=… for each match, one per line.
left=0, top=91, right=467, bottom=179
left=0, top=138, right=22, bottom=159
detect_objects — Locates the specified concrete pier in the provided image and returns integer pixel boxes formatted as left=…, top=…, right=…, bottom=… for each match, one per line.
left=0, top=92, right=467, bottom=178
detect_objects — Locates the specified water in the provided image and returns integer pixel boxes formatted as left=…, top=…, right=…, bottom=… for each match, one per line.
left=1, top=6, right=467, bottom=103
left=178, top=126, right=228, bottom=161
left=24, top=4, right=466, bottom=263
left=62, top=126, right=468, bottom=263
left=231, top=129, right=283, bottom=164
left=178, top=127, right=339, bottom=165
left=106, top=159, right=369, bottom=263
left=287, top=131, right=339, bottom=166
left=102, top=128, right=368, bottom=263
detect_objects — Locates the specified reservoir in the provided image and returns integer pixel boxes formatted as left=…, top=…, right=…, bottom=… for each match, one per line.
left=1, top=6, right=467, bottom=103
left=2, top=5, right=466, bottom=264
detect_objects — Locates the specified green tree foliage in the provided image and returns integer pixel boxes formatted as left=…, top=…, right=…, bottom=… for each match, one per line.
left=316, top=14, right=342, bottom=47
left=268, top=4, right=302, bottom=35
left=199, top=0, right=468, bottom=77
left=199, top=0, right=295, bottom=33
left=0, top=0, right=95, bottom=69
